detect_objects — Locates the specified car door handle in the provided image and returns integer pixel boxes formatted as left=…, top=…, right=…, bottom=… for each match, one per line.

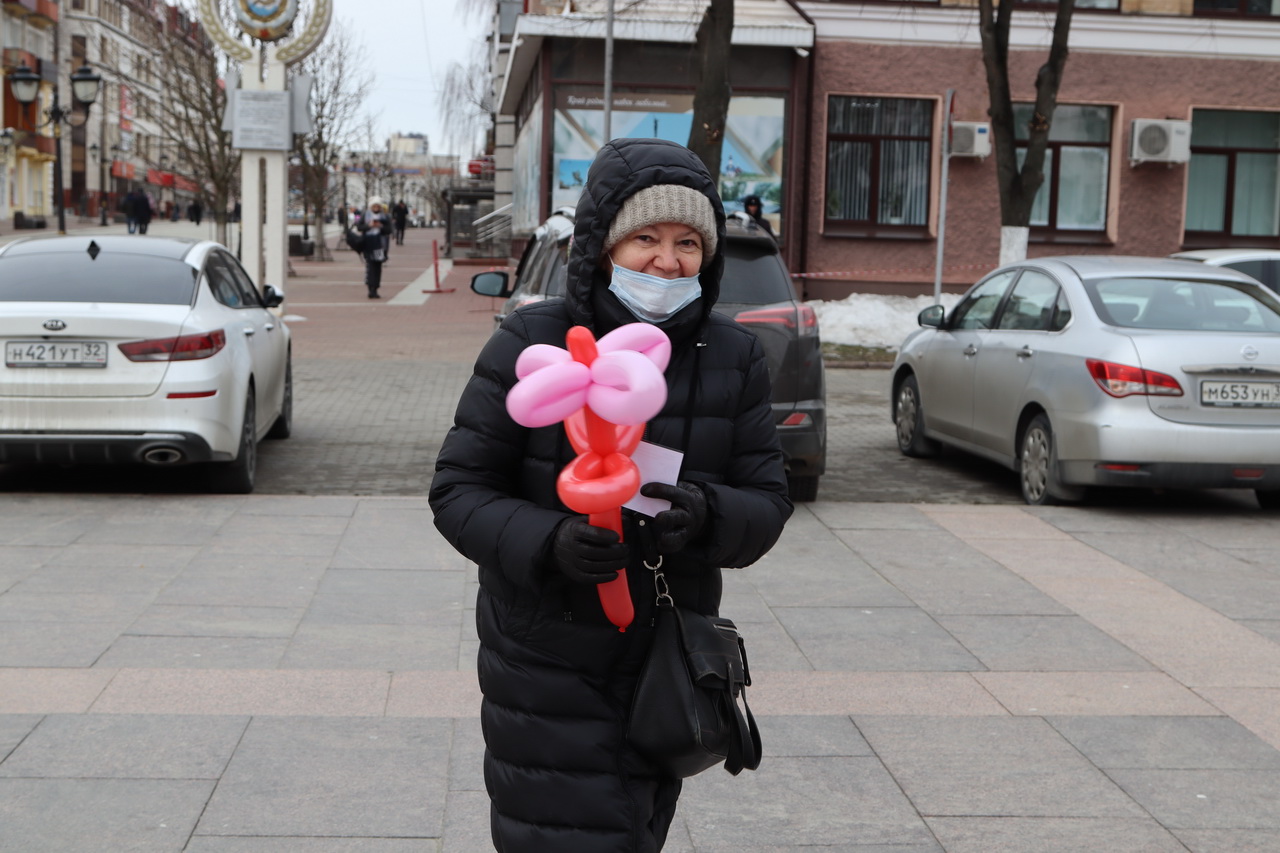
left=242, top=326, right=256, bottom=336
left=1017, top=346, right=1034, bottom=359
left=963, top=344, right=978, bottom=357
left=264, top=323, right=276, bottom=331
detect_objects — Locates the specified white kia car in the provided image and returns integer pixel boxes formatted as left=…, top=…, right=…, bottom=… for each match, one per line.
left=0, top=235, right=292, bottom=493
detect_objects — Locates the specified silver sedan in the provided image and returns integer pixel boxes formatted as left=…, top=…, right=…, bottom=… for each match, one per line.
left=890, top=256, right=1280, bottom=508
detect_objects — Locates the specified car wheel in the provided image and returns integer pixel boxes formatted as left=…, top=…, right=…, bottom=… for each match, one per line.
left=208, top=388, right=256, bottom=494
left=1257, top=490, right=1280, bottom=511
left=787, top=475, right=819, bottom=503
left=266, top=356, right=293, bottom=440
left=1019, top=414, right=1083, bottom=506
left=895, top=375, right=939, bottom=458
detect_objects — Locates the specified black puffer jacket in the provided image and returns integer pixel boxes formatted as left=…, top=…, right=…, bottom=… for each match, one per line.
left=431, top=138, right=792, bottom=852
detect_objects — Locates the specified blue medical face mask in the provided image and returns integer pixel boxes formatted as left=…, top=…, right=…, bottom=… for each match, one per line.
left=608, top=262, right=702, bottom=323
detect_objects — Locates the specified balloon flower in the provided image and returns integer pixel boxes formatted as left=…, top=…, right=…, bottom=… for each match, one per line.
left=506, top=324, right=672, bottom=631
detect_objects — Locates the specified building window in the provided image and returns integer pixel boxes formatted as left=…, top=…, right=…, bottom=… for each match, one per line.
left=1194, top=0, right=1280, bottom=17
left=825, top=95, right=933, bottom=236
left=1014, top=103, right=1112, bottom=239
left=1186, top=110, right=1280, bottom=245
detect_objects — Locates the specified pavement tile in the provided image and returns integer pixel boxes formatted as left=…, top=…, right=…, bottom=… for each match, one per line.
left=775, top=606, right=984, bottom=671
left=743, top=540, right=914, bottom=609
left=188, top=839, right=440, bottom=852
left=15, top=563, right=183, bottom=595
left=40, top=543, right=200, bottom=568
left=0, top=778, right=214, bottom=852
left=126, top=603, right=304, bottom=638
left=1107, top=769, right=1280, bottom=829
left=748, top=672, right=1006, bottom=716
left=233, top=495, right=362, bottom=516
left=302, top=591, right=464, bottom=627
left=1047, top=716, right=1280, bottom=770
left=921, top=505, right=1075, bottom=541
left=0, top=714, right=248, bottom=779
left=0, top=622, right=125, bottom=668
left=1171, top=828, right=1280, bottom=852
left=935, top=614, right=1156, bottom=672
left=441, top=789, right=491, bottom=853
left=195, top=717, right=450, bottom=838
left=974, top=672, right=1219, bottom=716
left=805, top=501, right=942, bottom=530
left=73, top=518, right=227, bottom=546
left=95, top=635, right=290, bottom=668
left=679, top=756, right=936, bottom=849
left=856, top=716, right=1149, bottom=819
left=1194, top=687, right=1280, bottom=753
left=281, top=623, right=464, bottom=669
left=759, top=714, right=874, bottom=757
left=0, top=591, right=153, bottom=624
left=925, top=816, right=1187, bottom=852
left=90, top=669, right=391, bottom=716
left=156, top=566, right=324, bottom=609
left=385, top=671, right=484, bottom=718
left=447, top=717, right=485, bottom=792
left=0, top=715, right=41, bottom=759
left=837, top=529, right=1071, bottom=616
left=729, top=619, right=811, bottom=670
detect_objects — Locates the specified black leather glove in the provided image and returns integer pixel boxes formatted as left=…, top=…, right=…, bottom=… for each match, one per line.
left=639, top=481, right=708, bottom=553
left=552, top=517, right=628, bottom=585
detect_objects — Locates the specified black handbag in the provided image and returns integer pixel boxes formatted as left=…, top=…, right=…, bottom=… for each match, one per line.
left=627, top=558, right=762, bottom=779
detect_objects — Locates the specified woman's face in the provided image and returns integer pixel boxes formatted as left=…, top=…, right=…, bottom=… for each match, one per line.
left=607, top=222, right=703, bottom=280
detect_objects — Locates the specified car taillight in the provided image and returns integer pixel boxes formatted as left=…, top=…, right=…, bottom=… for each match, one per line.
left=1086, top=358, right=1183, bottom=397
left=736, top=304, right=819, bottom=337
left=119, top=330, right=227, bottom=362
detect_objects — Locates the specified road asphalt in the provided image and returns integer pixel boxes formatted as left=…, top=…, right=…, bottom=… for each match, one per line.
left=2, top=220, right=1280, bottom=852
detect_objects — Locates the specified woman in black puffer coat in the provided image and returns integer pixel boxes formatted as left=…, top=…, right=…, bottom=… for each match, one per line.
left=430, top=138, right=792, bottom=852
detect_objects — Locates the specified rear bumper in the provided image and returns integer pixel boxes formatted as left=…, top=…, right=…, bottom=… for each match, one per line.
left=0, top=431, right=218, bottom=465
left=776, top=398, right=826, bottom=476
left=1060, top=460, right=1280, bottom=491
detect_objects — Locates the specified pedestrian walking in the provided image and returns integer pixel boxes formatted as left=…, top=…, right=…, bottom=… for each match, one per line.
left=137, top=192, right=154, bottom=235
left=429, top=137, right=793, bottom=852
left=122, top=189, right=139, bottom=234
left=392, top=199, right=408, bottom=246
left=188, top=199, right=203, bottom=226
left=366, top=198, right=392, bottom=260
left=358, top=215, right=388, bottom=298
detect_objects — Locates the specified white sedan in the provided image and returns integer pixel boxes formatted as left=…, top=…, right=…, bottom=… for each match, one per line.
left=0, top=235, right=292, bottom=493
left=892, top=256, right=1280, bottom=508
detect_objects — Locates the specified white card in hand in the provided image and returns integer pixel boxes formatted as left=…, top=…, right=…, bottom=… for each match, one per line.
left=624, top=441, right=684, bottom=517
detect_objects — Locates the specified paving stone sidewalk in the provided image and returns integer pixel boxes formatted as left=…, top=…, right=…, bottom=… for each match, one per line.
left=2, top=223, right=1280, bottom=852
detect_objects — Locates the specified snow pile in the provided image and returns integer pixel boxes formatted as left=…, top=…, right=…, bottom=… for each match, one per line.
left=807, top=293, right=964, bottom=349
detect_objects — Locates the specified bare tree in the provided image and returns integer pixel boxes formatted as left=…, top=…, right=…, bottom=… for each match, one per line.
left=978, top=0, right=1075, bottom=263
left=438, top=60, right=491, bottom=159
left=290, top=25, right=372, bottom=259
left=686, top=0, right=733, bottom=181
left=145, top=9, right=240, bottom=246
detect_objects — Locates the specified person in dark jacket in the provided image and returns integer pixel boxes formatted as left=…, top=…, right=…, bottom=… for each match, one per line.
left=391, top=199, right=409, bottom=245
left=358, top=217, right=388, bottom=298
left=430, top=137, right=793, bottom=852
left=741, top=194, right=775, bottom=240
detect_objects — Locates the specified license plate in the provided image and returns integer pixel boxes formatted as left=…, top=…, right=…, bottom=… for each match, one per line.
left=1200, top=380, right=1280, bottom=407
left=5, top=340, right=109, bottom=368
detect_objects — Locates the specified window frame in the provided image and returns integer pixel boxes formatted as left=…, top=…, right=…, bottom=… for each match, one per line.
left=822, top=94, right=935, bottom=241
left=1192, top=0, right=1280, bottom=18
left=1014, top=103, right=1115, bottom=246
left=1183, top=110, right=1280, bottom=249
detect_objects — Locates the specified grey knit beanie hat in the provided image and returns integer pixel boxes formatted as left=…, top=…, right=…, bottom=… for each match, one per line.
left=603, top=184, right=718, bottom=261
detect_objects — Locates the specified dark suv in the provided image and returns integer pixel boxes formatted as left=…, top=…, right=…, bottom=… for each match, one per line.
left=471, top=208, right=826, bottom=501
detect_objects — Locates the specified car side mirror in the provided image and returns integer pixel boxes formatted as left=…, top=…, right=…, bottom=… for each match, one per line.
left=471, top=271, right=512, bottom=299
left=918, top=304, right=945, bottom=328
left=263, top=284, right=285, bottom=309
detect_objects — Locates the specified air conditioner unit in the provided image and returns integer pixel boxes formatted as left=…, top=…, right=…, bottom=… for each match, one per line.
left=1131, top=119, right=1191, bottom=165
left=950, top=121, right=991, bottom=158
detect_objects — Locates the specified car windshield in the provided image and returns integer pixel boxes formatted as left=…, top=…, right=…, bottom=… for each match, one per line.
left=0, top=254, right=198, bottom=305
left=720, top=244, right=796, bottom=304
left=1085, top=277, right=1280, bottom=333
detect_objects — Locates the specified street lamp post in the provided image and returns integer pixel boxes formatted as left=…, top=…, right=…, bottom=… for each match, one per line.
left=8, top=64, right=101, bottom=235
left=89, top=142, right=121, bottom=226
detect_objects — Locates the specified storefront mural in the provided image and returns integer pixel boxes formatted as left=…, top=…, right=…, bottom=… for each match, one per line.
left=552, top=90, right=785, bottom=233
